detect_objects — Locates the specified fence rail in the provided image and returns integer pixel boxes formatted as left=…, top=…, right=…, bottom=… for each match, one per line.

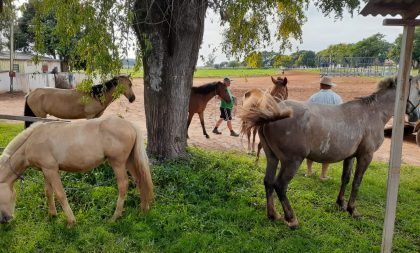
left=0, top=115, right=70, bottom=153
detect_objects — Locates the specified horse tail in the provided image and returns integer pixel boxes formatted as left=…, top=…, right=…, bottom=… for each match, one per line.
left=130, top=122, right=154, bottom=211
left=239, top=93, right=293, bottom=136
left=24, top=95, right=36, bottom=128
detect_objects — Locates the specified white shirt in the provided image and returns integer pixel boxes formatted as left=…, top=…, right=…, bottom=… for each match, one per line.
left=308, top=89, right=343, bottom=105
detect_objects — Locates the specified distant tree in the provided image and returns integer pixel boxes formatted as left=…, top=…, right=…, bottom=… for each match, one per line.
left=317, top=43, right=353, bottom=59
left=260, top=51, right=277, bottom=67
left=273, top=54, right=292, bottom=68
left=388, top=28, right=420, bottom=71
left=245, top=51, right=263, bottom=68
left=204, top=52, right=216, bottom=67
left=0, top=0, right=14, bottom=51
left=352, top=33, right=391, bottom=63
left=227, top=60, right=240, bottom=68
left=291, top=50, right=316, bottom=67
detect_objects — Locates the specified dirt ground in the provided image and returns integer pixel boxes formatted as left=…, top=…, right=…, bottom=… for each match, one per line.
left=0, top=71, right=419, bottom=166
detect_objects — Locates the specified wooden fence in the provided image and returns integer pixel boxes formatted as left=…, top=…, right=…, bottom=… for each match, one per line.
left=0, top=114, right=69, bottom=153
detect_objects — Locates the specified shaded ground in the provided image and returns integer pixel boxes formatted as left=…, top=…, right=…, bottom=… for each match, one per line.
left=0, top=71, right=418, bottom=165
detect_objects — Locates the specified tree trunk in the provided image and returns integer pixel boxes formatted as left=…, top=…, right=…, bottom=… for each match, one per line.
left=133, top=0, right=208, bottom=159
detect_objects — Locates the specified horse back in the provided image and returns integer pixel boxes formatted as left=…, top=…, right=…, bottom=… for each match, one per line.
left=25, top=117, right=136, bottom=171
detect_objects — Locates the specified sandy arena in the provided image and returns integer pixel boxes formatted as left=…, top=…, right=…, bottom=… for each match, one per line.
left=0, top=71, right=418, bottom=166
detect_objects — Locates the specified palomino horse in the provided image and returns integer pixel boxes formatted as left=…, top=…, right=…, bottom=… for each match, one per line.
left=24, top=75, right=136, bottom=128
left=242, top=76, right=288, bottom=157
left=240, top=77, right=419, bottom=229
left=0, top=116, right=153, bottom=225
left=188, top=81, right=231, bottom=138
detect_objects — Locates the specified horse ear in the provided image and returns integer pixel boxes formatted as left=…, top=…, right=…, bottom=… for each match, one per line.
left=271, top=76, right=276, bottom=84
left=283, top=77, right=288, bottom=86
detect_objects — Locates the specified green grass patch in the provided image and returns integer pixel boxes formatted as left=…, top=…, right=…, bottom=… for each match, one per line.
left=0, top=124, right=419, bottom=252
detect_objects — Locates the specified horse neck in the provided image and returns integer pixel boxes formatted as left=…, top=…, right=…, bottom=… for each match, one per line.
left=369, top=89, right=396, bottom=124
left=270, top=85, right=287, bottom=100
left=102, top=86, right=117, bottom=106
left=0, top=149, right=28, bottom=184
left=200, top=85, right=218, bottom=103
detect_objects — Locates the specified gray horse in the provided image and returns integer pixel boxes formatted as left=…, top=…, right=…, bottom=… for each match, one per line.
left=240, top=77, right=419, bottom=229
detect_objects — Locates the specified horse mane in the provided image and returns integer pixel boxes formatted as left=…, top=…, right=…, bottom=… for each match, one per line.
left=192, top=81, right=221, bottom=94
left=91, top=77, right=119, bottom=98
left=0, top=122, right=43, bottom=166
left=356, top=77, right=397, bottom=104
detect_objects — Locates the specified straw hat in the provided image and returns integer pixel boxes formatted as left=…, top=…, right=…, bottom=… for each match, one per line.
left=320, top=76, right=336, bottom=87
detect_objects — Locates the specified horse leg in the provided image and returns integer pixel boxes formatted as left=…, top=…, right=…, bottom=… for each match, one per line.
left=259, top=135, right=281, bottom=220
left=274, top=159, right=303, bottom=229
left=252, top=128, right=257, bottom=154
left=347, top=154, right=373, bottom=218
left=43, top=176, right=57, bottom=217
left=187, top=112, right=194, bottom=138
left=109, top=159, right=129, bottom=221
left=246, top=129, right=252, bottom=154
left=256, top=142, right=262, bottom=162
left=336, top=157, right=355, bottom=211
left=199, top=112, right=209, bottom=138
left=42, top=168, right=75, bottom=225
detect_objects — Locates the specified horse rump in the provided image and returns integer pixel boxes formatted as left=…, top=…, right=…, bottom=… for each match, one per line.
left=24, top=96, right=36, bottom=128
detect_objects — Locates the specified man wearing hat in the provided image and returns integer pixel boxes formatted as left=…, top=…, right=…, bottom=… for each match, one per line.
left=212, top=77, right=240, bottom=137
left=306, top=76, right=343, bottom=180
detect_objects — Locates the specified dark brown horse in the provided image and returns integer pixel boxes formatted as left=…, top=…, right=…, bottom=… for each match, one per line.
left=188, top=81, right=231, bottom=138
left=242, top=76, right=288, bottom=157
left=240, top=77, right=419, bottom=229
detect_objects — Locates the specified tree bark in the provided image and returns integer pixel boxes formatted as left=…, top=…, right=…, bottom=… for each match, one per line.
left=133, top=0, right=208, bottom=159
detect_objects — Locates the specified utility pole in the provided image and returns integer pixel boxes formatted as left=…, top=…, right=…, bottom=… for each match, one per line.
left=9, top=11, right=14, bottom=93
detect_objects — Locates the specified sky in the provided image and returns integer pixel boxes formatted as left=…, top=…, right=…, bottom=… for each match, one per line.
left=196, top=3, right=403, bottom=66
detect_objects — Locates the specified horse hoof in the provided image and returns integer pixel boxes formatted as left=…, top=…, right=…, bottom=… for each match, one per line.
left=48, top=211, right=57, bottom=217
left=336, top=203, right=346, bottom=212
left=287, top=218, right=299, bottom=230
left=67, top=220, right=76, bottom=228
left=351, top=211, right=362, bottom=219
left=205, top=135, right=210, bottom=139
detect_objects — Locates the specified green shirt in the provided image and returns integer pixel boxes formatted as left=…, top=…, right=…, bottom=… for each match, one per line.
left=220, top=88, right=235, bottom=109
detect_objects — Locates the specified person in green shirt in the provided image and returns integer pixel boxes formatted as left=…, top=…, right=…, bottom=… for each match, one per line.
left=212, top=77, right=239, bottom=137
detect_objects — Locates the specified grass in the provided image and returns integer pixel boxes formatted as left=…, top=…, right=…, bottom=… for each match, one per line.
left=0, top=123, right=419, bottom=253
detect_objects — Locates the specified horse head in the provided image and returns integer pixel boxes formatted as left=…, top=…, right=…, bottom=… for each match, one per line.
left=271, top=76, right=288, bottom=100
left=271, top=76, right=288, bottom=87
left=216, top=81, right=231, bottom=103
left=116, top=75, right=136, bottom=103
left=407, top=75, right=420, bottom=122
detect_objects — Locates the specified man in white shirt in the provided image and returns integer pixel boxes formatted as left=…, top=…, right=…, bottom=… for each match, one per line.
left=306, top=76, right=343, bottom=180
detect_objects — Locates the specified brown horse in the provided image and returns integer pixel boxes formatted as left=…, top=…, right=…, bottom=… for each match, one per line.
left=0, top=116, right=153, bottom=225
left=242, top=76, right=288, bottom=157
left=188, top=81, right=231, bottom=138
left=24, top=75, right=136, bottom=128
left=240, top=77, right=419, bottom=229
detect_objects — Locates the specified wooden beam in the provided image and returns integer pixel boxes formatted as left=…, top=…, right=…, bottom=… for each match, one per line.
left=381, top=25, right=415, bottom=253
left=0, top=115, right=69, bottom=123
left=383, top=19, right=420, bottom=26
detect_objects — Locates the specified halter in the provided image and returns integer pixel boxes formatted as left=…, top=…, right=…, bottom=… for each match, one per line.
left=406, top=79, right=420, bottom=115
left=7, top=157, right=25, bottom=181
left=6, top=158, right=25, bottom=194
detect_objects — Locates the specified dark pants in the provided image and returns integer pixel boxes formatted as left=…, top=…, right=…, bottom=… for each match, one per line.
left=220, top=108, right=232, bottom=121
